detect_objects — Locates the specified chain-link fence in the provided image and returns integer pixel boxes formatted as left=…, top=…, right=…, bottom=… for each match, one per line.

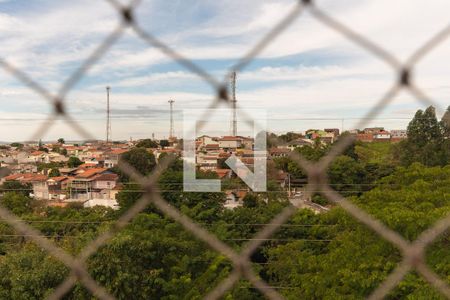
left=0, top=0, right=449, bottom=299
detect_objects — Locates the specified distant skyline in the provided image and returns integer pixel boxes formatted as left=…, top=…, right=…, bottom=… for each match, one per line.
left=0, top=0, right=449, bottom=141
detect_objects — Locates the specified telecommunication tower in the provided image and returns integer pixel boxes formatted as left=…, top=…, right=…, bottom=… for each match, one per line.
left=230, top=72, right=237, bottom=136
left=168, top=100, right=175, bottom=139
left=106, top=86, right=111, bottom=143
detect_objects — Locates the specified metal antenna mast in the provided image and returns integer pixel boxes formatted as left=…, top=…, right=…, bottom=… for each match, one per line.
left=230, top=71, right=237, bottom=136
left=106, top=86, right=111, bottom=143
left=168, top=100, right=175, bottom=139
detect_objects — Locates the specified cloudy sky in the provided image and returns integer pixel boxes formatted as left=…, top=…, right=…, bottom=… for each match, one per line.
left=0, top=0, right=449, bottom=141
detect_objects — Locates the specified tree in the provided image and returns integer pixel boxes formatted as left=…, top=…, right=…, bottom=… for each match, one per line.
left=159, top=139, right=169, bottom=149
left=0, top=192, right=33, bottom=215
left=38, top=146, right=49, bottom=153
left=242, top=193, right=258, bottom=208
left=136, top=139, right=158, bottom=148
left=328, top=155, right=368, bottom=196
left=57, top=138, right=65, bottom=144
left=441, top=106, right=450, bottom=137
left=217, top=157, right=230, bottom=169
left=264, top=163, right=450, bottom=299
left=0, top=245, right=68, bottom=299
left=116, top=148, right=156, bottom=181
left=1, top=181, right=32, bottom=197
left=394, top=106, right=449, bottom=166
left=278, top=131, right=302, bottom=143
left=48, top=168, right=60, bottom=177
left=67, top=156, right=83, bottom=168
left=116, top=183, right=144, bottom=213
left=10, top=142, right=23, bottom=149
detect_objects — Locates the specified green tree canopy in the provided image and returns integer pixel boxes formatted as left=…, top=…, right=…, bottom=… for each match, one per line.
left=159, top=139, right=169, bottom=149
left=10, top=142, right=23, bottom=148
left=48, top=168, right=60, bottom=177
left=67, top=156, right=83, bottom=168
left=395, top=106, right=450, bottom=166
left=135, top=139, right=158, bottom=148
left=0, top=192, right=33, bottom=215
left=120, top=148, right=156, bottom=177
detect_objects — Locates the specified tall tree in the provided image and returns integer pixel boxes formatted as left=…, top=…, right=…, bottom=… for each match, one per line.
left=395, top=106, right=449, bottom=166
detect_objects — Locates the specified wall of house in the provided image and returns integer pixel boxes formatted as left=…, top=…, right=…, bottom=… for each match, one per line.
left=92, top=180, right=116, bottom=190
left=32, top=182, right=49, bottom=199
left=219, top=140, right=240, bottom=148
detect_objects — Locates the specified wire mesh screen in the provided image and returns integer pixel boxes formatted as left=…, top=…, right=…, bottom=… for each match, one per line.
left=0, top=0, right=449, bottom=299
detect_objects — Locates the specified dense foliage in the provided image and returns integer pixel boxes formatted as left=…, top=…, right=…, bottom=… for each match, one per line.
left=394, top=106, right=450, bottom=166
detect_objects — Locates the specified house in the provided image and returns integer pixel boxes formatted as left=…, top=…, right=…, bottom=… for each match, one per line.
left=218, top=136, right=242, bottom=149
left=284, top=138, right=314, bottom=150
left=47, top=176, right=69, bottom=200
left=224, top=190, right=248, bottom=209
left=48, top=152, right=68, bottom=163
left=390, top=130, right=407, bottom=142
left=356, top=133, right=374, bottom=142
left=29, top=151, right=49, bottom=163
left=68, top=168, right=117, bottom=201
left=269, top=148, right=290, bottom=158
left=373, top=131, right=391, bottom=142
left=202, top=144, right=220, bottom=152
left=64, top=146, right=83, bottom=157
left=196, top=153, right=218, bottom=171
left=3, top=173, right=49, bottom=199
left=239, top=136, right=254, bottom=150
left=104, top=149, right=128, bottom=168
left=84, top=198, right=118, bottom=209
left=319, top=135, right=334, bottom=144
left=59, top=168, right=78, bottom=176
left=363, top=127, right=384, bottom=134
left=324, top=128, right=340, bottom=138
left=197, top=135, right=217, bottom=147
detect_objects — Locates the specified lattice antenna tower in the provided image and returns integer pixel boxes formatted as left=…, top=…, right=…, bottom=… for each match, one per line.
left=106, top=86, right=112, bottom=144
left=230, top=71, right=237, bottom=136
left=168, top=99, right=175, bottom=139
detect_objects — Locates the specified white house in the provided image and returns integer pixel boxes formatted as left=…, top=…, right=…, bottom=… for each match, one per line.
left=218, top=136, right=242, bottom=149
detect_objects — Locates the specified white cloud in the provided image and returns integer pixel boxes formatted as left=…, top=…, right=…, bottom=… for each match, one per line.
left=0, top=0, right=449, bottom=141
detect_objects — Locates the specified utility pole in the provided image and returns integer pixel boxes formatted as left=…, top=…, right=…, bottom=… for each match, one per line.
left=106, top=86, right=111, bottom=144
left=168, top=100, right=175, bottom=139
left=230, top=72, right=237, bottom=136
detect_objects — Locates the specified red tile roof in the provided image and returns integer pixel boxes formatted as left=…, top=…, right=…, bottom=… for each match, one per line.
left=3, top=174, right=24, bottom=181
left=78, top=162, right=99, bottom=169
left=30, top=151, right=45, bottom=156
left=109, top=149, right=128, bottom=155
left=75, top=168, right=107, bottom=179
left=47, top=176, right=68, bottom=182
left=215, top=169, right=231, bottom=179
left=4, top=173, right=48, bottom=182
left=219, top=136, right=241, bottom=141
left=94, top=173, right=118, bottom=181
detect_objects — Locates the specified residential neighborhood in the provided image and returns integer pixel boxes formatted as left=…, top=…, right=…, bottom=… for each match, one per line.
left=0, top=127, right=407, bottom=210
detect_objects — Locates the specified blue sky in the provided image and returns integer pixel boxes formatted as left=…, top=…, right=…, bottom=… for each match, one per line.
left=0, top=0, right=449, bottom=141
